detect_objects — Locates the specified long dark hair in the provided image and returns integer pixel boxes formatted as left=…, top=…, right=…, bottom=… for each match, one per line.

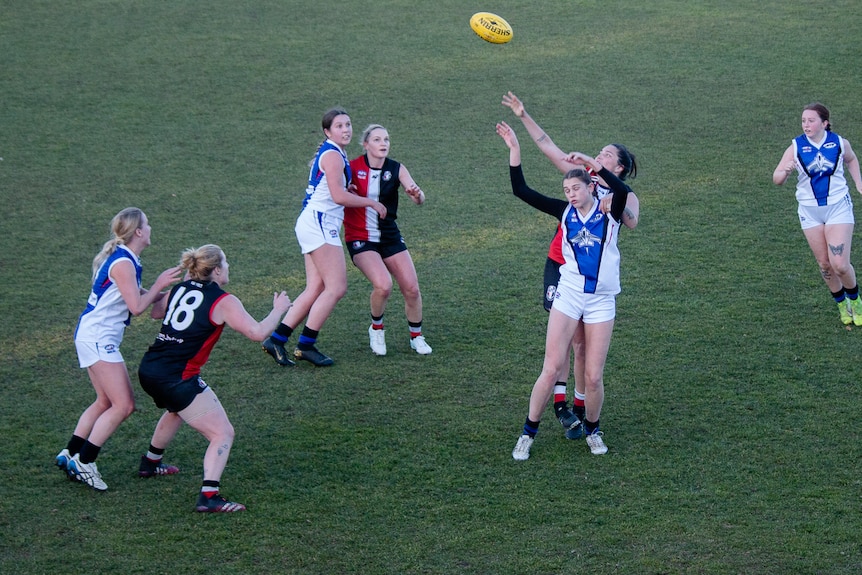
left=611, top=143, right=638, bottom=180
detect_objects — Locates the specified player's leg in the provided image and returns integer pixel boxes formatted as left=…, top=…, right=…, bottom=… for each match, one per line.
left=385, top=248, right=431, bottom=354
left=513, top=308, right=579, bottom=461
left=139, top=411, right=182, bottom=478
left=180, top=388, right=244, bottom=512
left=293, top=243, right=347, bottom=366
left=803, top=223, right=849, bottom=323
left=353, top=248, right=391, bottom=355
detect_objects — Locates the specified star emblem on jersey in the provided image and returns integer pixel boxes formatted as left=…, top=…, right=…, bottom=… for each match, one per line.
left=572, top=227, right=601, bottom=249
left=807, top=153, right=835, bottom=174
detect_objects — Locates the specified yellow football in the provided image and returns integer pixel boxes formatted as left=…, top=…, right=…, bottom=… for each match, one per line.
left=469, top=12, right=513, bottom=44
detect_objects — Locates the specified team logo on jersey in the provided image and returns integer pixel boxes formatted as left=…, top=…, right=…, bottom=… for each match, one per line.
left=352, top=241, right=365, bottom=249
left=329, top=228, right=339, bottom=238
left=807, top=153, right=835, bottom=174
left=546, top=285, right=557, bottom=302
left=103, top=344, right=117, bottom=354
left=356, top=169, right=368, bottom=180
left=572, top=227, right=601, bottom=249
left=383, top=171, right=392, bottom=181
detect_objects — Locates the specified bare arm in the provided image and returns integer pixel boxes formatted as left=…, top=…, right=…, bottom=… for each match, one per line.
left=842, top=139, right=862, bottom=195
left=773, top=144, right=797, bottom=185
left=149, top=290, right=171, bottom=319
left=599, top=193, right=640, bottom=229
left=502, top=92, right=571, bottom=173
left=112, top=261, right=182, bottom=316
left=398, top=164, right=425, bottom=205
left=496, top=121, right=522, bottom=167
left=211, top=291, right=293, bottom=342
left=323, top=150, right=387, bottom=218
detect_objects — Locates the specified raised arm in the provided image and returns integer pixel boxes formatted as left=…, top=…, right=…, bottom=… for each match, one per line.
left=502, top=91, right=572, bottom=174
left=496, top=121, right=521, bottom=167
left=211, top=291, right=293, bottom=342
left=497, top=121, right=567, bottom=219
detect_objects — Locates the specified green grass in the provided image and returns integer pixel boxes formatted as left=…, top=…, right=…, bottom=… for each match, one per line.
left=2, top=0, right=862, bottom=573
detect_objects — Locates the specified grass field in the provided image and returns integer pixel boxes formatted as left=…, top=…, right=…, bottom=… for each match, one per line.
left=3, top=1, right=862, bottom=573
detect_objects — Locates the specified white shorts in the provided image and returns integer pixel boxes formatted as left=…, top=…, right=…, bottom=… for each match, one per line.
left=75, top=339, right=124, bottom=368
left=798, top=194, right=855, bottom=229
left=552, top=282, right=616, bottom=324
left=295, top=208, right=343, bottom=254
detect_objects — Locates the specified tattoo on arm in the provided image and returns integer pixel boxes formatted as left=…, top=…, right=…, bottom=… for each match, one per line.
left=536, top=133, right=547, bottom=143
left=829, top=243, right=845, bottom=256
left=622, top=208, right=635, bottom=223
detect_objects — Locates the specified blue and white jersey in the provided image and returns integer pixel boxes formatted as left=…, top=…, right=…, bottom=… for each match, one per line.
left=302, top=139, right=351, bottom=222
left=793, top=131, right=849, bottom=207
left=74, top=245, right=142, bottom=344
left=559, top=200, right=622, bottom=295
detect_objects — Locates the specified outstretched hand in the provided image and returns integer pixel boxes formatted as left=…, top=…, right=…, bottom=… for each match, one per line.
left=501, top=91, right=525, bottom=117
left=496, top=121, right=520, bottom=149
left=566, top=152, right=601, bottom=172
left=154, top=265, right=183, bottom=292
left=405, top=183, right=425, bottom=205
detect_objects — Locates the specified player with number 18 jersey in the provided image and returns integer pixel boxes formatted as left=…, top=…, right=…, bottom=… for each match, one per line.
left=138, top=280, right=229, bottom=390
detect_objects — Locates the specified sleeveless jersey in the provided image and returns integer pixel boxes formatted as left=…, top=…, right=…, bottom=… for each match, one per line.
left=344, top=155, right=403, bottom=243
left=302, top=139, right=351, bottom=221
left=793, top=131, right=848, bottom=207
left=74, top=245, right=142, bottom=343
left=547, top=176, right=609, bottom=264
left=138, top=280, right=229, bottom=382
left=559, top=200, right=622, bottom=295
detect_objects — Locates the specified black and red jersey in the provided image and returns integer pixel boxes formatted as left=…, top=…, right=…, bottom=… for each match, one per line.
left=139, top=280, right=229, bottom=382
left=344, top=155, right=403, bottom=243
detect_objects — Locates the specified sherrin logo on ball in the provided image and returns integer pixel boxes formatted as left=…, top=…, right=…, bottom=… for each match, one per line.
left=469, top=12, right=513, bottom=44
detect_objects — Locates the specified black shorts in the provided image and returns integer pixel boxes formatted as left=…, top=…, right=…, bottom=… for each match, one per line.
left=543, top=257, right=562, bottom=312
left=138, top=372, right=209, bottom=413
left=347, top=236, right=408, bottom=261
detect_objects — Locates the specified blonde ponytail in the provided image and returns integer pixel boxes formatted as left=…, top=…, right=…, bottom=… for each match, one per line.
left=179, top=244, right=223, bottom=281
left=91, top=207, right=145, bottom=280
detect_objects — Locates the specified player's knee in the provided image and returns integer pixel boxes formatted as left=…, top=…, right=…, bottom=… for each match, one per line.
left=400, top=283, right=420, bottom=302
left=214, top=422, right=235, bottom=446
left=583, top=373, right=604, bottom=393
left=116, top=399, right=136, bottom=419
left=329, top=284, right=348, bottom=300
left=373, top=281, right=394, bottom=299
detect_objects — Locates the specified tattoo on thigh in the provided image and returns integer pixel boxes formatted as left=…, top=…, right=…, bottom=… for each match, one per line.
left=829, top=243, right=845, bottom=256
